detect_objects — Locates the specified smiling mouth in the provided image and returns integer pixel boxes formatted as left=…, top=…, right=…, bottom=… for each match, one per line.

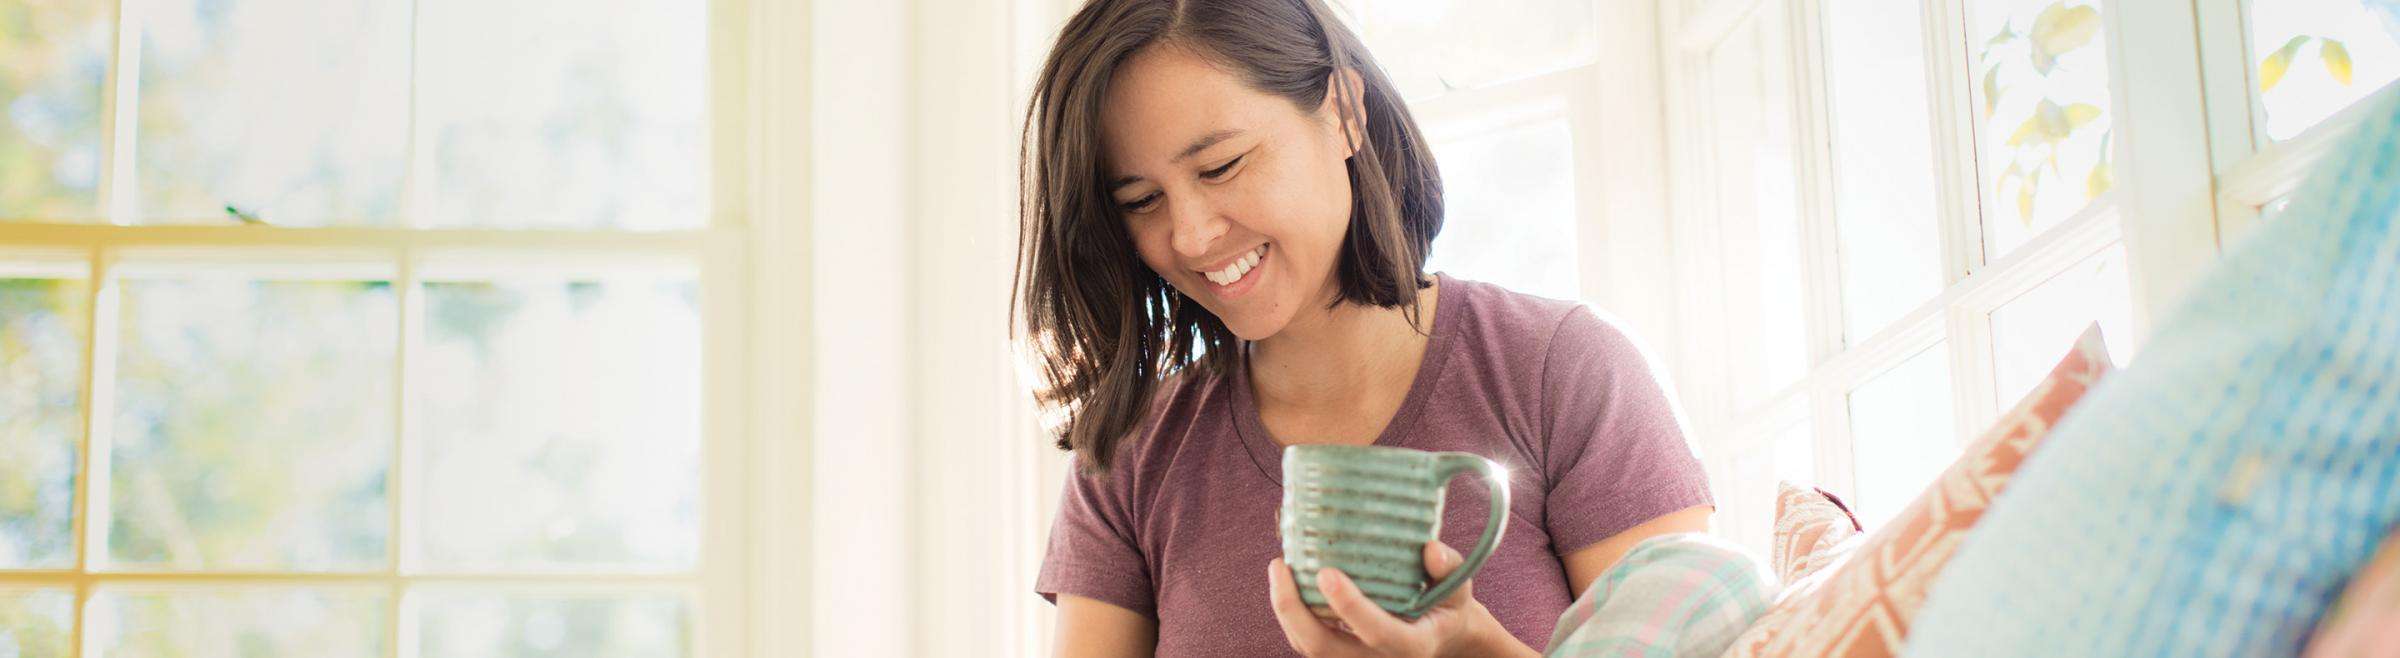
left=1202, top=244, right=1269, bottom=286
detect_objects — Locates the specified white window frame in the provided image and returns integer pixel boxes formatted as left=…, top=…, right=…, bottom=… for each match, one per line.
left=1656, top=0, right=2218, bottom=548
left=2192, top=0, right=2400, bottom=243
left=1657, top=0, right=2398, bottom=550
left=0, top=0, right=792, bottom=655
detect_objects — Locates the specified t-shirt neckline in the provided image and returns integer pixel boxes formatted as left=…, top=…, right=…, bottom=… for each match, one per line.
left=1231, top=272, right=1463, bottom=486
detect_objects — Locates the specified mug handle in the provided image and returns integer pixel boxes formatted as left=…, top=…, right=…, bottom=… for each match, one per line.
left=1403, top=452, right=1510, bottom=617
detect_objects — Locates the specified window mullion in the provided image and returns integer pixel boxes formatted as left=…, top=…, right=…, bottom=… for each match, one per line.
left=100, top=0, right=141, bottom=226
left=1809, top=373, right=1856, bottom=503
left=2103, top=0, right=2223, bottom=331
left=1945, top=303, right=1997, bottom=443
left=67, top=246, right=113, bottom=658
left=387, top=247, right=417, bottom=658
left=2195, top=0, right=2262, bottom=179
left=1929, top=0, right=1987, bottom=282
left=1792, top=0, right=1850, bottom=368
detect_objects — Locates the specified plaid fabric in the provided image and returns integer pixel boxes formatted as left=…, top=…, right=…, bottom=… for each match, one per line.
left=1542, top=533, right=1773, bottom=658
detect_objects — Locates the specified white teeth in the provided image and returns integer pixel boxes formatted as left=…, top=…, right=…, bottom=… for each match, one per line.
left=1203, top=245, right=1268, bottom=286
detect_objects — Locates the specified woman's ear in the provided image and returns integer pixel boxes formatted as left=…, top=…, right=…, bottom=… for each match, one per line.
left=1318, top=68, right=1369, bottom=158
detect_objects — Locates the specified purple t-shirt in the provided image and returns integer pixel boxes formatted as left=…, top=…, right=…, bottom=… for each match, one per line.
left=1035, top=275, right=1713, bottom=656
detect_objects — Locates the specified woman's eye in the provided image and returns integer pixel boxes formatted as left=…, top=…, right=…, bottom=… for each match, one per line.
left=1202, top=155, right=1243, bottom=180
left=1118, top=193, right=1161, bottom=214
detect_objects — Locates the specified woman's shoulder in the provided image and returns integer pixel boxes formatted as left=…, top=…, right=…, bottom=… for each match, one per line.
left=1442, top=275, right=1645, bottom=368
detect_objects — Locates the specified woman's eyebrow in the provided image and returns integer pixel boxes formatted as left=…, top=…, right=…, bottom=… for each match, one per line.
left=1109, top=129, right=1246, bottom=192
left=1172, top=129, right=1242, bottom=163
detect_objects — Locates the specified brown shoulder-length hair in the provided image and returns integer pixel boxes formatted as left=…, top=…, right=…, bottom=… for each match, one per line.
left=1015, top=0, right=1443, bottom=475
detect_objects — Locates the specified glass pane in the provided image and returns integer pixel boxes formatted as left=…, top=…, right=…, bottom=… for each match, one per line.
left=1973, top=0, right=2115, bottom=260
left=1773, top=417, right=1815, bottom=486
left=1, top=277, right=84, bottom=568
left=90, top=588, right=384, bottom=657
left=2250, top=0, right=2400, bottom=141
left=416, top=279, right=700, bottom=570
left=413, top=590, right=691, bottom=658
left=1722, top=437, right=1774, bottom=554
left=1988, top=242, right=2130, bottom=406
left=111, top=278, right=393, bottom=570
left=0, top=0, right=111, bottom=220
left=132, top=0, right=410, bottom=225
left=1827, top=0, right=1946, bottom=343
left=0, top=589, right=73, bottom=658
left=1847, top=343, right=1956, bottom=527
left=1710, top=12, right=1810, bottom=409
left=1424, top=119, right=1578, bottom=301
left=414, top=0, right=710, bottom=230
left=1357, top=0, right=1598, bottom=100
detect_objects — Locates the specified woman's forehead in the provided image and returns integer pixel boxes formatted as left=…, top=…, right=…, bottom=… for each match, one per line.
left=1100, top=47, right=1290, bottom=165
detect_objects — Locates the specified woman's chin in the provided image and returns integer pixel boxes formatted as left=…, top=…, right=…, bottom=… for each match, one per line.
left=1219, top=313, right=1286, bottom=343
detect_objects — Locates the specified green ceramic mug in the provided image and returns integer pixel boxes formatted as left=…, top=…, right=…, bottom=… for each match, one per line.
left=1281, top=444, right=1510, bottom=620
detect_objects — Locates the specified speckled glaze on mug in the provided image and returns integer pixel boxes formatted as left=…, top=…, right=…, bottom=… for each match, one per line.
left=1281, top=444, right=1510, bottom=620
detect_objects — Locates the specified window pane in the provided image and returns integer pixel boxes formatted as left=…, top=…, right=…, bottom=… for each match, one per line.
left=416, top=279, right=700, bottom=570
left=1720, top=436, right=1774, bottom=554
left=414, top=0, right=709, bottom=230
left=111, top=278, right=393, bottom=570
left=1827, top=0, right=1946, bottom=343
left=1425, top=119, right=1578, bottom=301
left=132, top=0, right=410, bottom=225
left=0, top=0, right=110, bottom=220
left=1973, top=0, right=2115, bottom=260
left=1988, top=242, right=2131, bottom=405
left=1, top=278, right=84, bottom=569
left=2250, top=0, right=2400, bottom=141
left=1774, top=417, right=1815, bottom=486
left=90, top=588, right=384, bottom=657
left=1710, top=14, right=1810, bottom=409
left=413, top=590, right=691, bottom=658
left=1357, top=0, right=1598, bottom=100
left=0, top=589, right=73, bottom=658
left=1847, top=343, right=1956, bottom=527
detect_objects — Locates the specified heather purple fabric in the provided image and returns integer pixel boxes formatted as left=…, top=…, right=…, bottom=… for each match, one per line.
left=1035, top=274, right=1714, bottom=656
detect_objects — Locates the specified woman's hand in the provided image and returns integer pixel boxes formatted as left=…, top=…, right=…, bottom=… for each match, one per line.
left=1265, top=541, right=1539, bottom=658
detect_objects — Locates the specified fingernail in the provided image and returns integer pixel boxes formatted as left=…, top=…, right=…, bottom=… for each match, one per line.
left=1317, top=569, right=1344, bottom=592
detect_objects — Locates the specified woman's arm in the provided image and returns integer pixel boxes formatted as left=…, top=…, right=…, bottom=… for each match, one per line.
left=1560, top=505, right=1714, bottom=596
left=1055, top=594, right=1158, bottom=658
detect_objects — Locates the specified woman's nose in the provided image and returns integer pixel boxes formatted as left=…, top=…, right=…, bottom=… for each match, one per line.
left=1168, top=197, right=1228, bottom=259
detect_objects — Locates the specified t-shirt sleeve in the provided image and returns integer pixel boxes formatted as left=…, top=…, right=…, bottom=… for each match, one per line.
left=1539, top=307, right=1715, bottom=555
left=1034, top=454, right=1156, bottom=618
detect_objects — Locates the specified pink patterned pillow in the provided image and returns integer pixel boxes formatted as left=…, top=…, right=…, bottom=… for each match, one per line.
left=1720, top=326, right=2112, bottom=658
left=2302, top=525, right=2400, bottom=658
left=1771, top=483, right=1863, bottom=585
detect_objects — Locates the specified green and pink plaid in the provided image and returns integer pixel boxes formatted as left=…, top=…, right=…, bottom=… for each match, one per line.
left=1543, top=533, right=1774, bottom=658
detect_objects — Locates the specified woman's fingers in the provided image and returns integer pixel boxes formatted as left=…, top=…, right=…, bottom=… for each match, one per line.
left=1316, top=567, right=1412, bottom=648
left=1422, top=541, right=1473, bottom=604
left=1267, top=559, right=1341, bottom=655
left=1423, top=541, right=1461, bottom=577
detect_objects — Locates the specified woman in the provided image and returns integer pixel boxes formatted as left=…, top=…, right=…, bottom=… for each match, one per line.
left=1018, top=1, right=1714, bottom=656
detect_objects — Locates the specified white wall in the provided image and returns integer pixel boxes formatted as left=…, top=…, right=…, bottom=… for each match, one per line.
left=786, top=0, right=1069, bottom=655
left=806, top=0, right=918, bottom=655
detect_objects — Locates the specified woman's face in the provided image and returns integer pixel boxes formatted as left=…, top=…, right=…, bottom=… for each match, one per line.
left=1099, top=44, right=1359, bottom=341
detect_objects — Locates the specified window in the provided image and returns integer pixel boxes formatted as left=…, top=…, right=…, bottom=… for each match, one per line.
left=0, top=0, right=741, bottom=655
left=1663, top=0, right=2140, bottom=542
left=2208, top=0, right=2400, bottom=241
left=1341, top=0, right=1603, bottom=301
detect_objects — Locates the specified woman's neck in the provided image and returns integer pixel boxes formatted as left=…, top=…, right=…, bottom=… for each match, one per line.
left=1247, top=279, right=1440, bottom=428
